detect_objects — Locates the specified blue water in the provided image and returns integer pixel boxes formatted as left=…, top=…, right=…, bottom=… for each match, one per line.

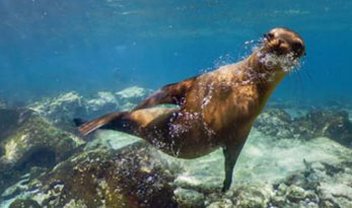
left=0, top=0, right=351, bottom=103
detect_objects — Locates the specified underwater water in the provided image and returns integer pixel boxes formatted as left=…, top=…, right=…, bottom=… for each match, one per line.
left=1, top=0, right=351, bottom=103
left=0, top=0, right=352, bottom=208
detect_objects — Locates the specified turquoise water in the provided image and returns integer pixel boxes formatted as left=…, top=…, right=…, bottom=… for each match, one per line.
left=1, top=1, right=352, bottom=208
left=1, top=0, right=351, bottom=103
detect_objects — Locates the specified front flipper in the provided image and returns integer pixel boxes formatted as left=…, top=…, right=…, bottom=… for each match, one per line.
left=222, top=142, right=246, bottom=192
left=133, top=76, right=197, bottom=110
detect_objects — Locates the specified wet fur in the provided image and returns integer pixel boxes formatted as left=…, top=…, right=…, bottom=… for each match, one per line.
left=77, top=28, right=305, bottom=191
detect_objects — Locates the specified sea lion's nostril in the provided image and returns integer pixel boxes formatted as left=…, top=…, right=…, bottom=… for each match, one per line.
left=292, top=42, right=303, bottom=50
left=291, top=42, right=304, bottom=56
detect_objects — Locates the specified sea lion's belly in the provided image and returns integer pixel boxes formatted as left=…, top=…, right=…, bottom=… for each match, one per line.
left=200, top=85, right=261, bottom=134
left=164, top=97, right=260, bottom=158
left=138, top=108, right=217, bottom=158
left=165, top=112, right=220, bottom=158
left=143, top=80, right=262, bottom=158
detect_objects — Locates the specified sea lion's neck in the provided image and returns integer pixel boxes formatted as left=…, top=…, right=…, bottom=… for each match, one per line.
left=238, top=51, right=288, bottom=105
left=240, top=51, right=287, bottom=89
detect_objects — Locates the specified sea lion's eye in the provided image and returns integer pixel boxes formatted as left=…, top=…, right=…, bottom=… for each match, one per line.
left=263, top=33, right=274, bottom=41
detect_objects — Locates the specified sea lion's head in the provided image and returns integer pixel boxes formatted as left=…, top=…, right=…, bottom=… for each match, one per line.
left=259, top=27, right=305, bottom=71
left=263, top=28, right=305, bottom=58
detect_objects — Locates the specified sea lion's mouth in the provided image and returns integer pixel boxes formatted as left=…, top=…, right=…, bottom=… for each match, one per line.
left=258, top=51, right=302, bottom=72
left=262, top=37, right=303, bottom=59
left=259, top=29, right=305, bottom=72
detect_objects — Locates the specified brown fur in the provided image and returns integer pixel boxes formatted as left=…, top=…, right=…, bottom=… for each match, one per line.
left=77, top=28, right=305, bottom=191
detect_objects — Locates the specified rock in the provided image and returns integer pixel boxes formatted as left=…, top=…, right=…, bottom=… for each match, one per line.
left=10, top=142, right=179, bottom=208
left=115, top=86, right=152, bottom=110
left=270, top=158, right=352, bottom=208
left=294, top=110, right=352, bottom=146
left=28, top=86, right=152, bottom=128
left=254, top=108, right=294, bottom=139
left=86, top=91, right=119, bottom=115
left=28, top=91, right=87, bottom=130
left=2, top=95, right=351, bottom=207
left=232, top=184, right=271, bottom=208
left=83, top=130, right=141, bottom=151
left=255, top=108, right=352, bottom=147
left=1, top=175, right=29, bottom=200
left=207, top=198, right=234, bottom=208
left=0, top=108, right=84, bottom=194
left=286, top=185, right=306, bottom=203
left=9, top=198, right=40, bottom=208
left=174, top=188, right=205, bottom=207
left=170, top=129, right=352, bottom=207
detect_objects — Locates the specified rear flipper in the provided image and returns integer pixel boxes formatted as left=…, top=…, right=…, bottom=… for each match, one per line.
left=75, top=112, right=132, bottom=136
left=75, top=107, right=178, bottom=137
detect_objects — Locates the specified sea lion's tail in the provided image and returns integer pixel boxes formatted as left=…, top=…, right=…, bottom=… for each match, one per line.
left=75, top=112, right=129, bottom=136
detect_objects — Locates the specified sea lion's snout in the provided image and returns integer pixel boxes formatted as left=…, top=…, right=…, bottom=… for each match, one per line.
left=263, top=28, right=305, bottom=59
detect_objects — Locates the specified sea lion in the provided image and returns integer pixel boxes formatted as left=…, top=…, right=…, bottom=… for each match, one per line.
left=76, top=27, right=305, bottom=191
